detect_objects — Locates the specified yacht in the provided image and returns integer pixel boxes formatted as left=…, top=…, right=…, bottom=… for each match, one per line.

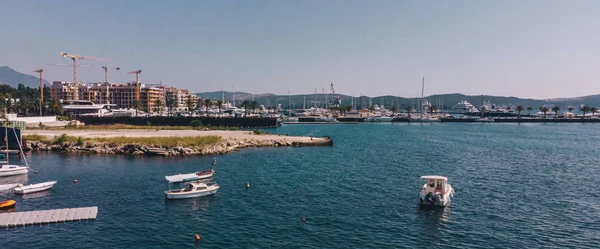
left=452, top=100, right=479, bottom=113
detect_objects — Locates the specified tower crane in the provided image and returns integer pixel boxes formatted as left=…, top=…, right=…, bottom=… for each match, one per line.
left=33, top=69, right=44, bottom=116
left=101, top=66, right=121, bottom=83
left=60, top=52, right=112, bottom=100
left=128, top=70, right=142, bottom=102
left=330, top=83, right=341, bottom=107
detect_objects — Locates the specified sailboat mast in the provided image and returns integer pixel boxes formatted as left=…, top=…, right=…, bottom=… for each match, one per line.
left=421, top=77, right=425, bottom=113
left=4, top=107, right=8, bottom=164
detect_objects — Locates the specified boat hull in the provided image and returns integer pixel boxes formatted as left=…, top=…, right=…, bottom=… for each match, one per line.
left=0, top=199, right=16, bottom=209
left=165, top=187, right=219, bottom=199
left=0, top=166, right=29, bottom=177
left=14, top=181, right=57, bottom=194
left=165, top=170, right=214, bottom=183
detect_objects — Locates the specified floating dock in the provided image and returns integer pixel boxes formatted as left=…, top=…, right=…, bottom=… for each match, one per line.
left=0, top=206, right=98, bottom=228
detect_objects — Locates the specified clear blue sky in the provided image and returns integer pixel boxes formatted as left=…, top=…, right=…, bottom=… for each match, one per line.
left=1, top=0, right=599, bottom=99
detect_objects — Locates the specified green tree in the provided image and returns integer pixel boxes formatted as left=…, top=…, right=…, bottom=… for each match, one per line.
left=153, top=99, right=164, bottom=113
left=390, top=105, right=398, bottom=114
left=580, top=105, right=590, bottom=118
left=241, top=100, right=250, bottom=115
left=131, top=100, right=142, bottom=117
left=516, top=105, right=524, bottom=118
left=568, top=106, right=574, bottom=113
left=166, top=98, right=177, bottom=116
left=216, top=100, right=224, bottom=114
left=203, top=99, right=212, bottom=112
left=186, top=97, right=195, bottom=112
left=47, top=100, right=63, bottom=115
left=527, top=106, right=533, bottom=116
left=250, top=101, right=259, bottom=113
left=551, top=105, right=560, bottom=118
left=405, top=105, right=414, bottom=118
left=539, top=106, right=549, bottom=119
left=591, top=107, right=598, bottom=117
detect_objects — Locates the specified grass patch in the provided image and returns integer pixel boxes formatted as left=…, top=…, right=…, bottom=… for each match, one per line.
left=24, top=134, right=222, bottom=148
left=30, top=124, right=240, bottom=131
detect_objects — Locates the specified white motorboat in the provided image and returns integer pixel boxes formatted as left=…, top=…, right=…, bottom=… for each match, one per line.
left=165, top=169, right=215, bottom=183
left=14, top=181, right=57, bottom=194
left=0, top=164, right=29, bottom=177
left=418, top=176, right=455, bottom=207
left=164, top=181, right=219, bottom=199
left=473, top=117, right=494, bottom=123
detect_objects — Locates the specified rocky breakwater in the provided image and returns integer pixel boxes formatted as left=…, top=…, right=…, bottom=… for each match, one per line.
left=25, top=135, right=333, bottom=156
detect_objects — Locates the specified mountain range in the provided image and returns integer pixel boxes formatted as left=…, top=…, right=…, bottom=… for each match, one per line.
left=0, top=66, right=50, bottom=89
left=1, top=66, right=599, bottom=110
left=195, top=91, right=600, bottom=110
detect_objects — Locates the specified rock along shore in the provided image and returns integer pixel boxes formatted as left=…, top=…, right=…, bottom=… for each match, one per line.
left=23, top=130, right=333, bottom=156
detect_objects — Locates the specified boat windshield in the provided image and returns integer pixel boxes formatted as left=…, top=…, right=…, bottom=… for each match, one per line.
left=185, top=184, right=194, bottom=191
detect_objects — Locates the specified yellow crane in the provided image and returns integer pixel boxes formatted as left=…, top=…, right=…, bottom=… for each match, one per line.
left=60, top=52, right=111, bottom=100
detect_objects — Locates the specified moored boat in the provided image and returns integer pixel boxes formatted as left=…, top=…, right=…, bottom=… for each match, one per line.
left=164, top=181, right=220, bottom=199
left=0, top=199, right=16, bottom=209
left=0, top=183, right=20, bottom=192
left=418, top=176, right=455, bottom=207
left=0, top=165, right=29, bottom=177
left=14, top=181, right=57, bottom=194
left=165, top=169, right=215, bottom=183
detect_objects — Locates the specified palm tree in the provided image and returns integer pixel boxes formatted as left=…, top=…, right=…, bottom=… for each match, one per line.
left=479, top=106, right=487, bottom=117
left=390, top=106, right=398, bottom=114
left=250, top=101, right=259, bottom=114
left=526, top=106, right=533, bottom=116
left=368, top=105, right=374, bottom=112
left=186, top=97, right=195, bottom=112
left=405, top=105, right=414, bottom=118
left=241, top=100, right=250, bottom=115
left=427, top=105, right=436, bottom=113
left=131, top=100, right=142, bottom=117
left=591, top=107, right=598, bottom=117
left=216, top=100, right=224, bottom=114
left=551, top=105, right=560, bottom=118
left=166, top=98, right=177, bottom=116
left=47, top=100, right=63, bottom=115
left=516, top=105, right=524, bottom=118
left=580, top=105, right=590, bottom=118
left=568, top=106, right=574, bottom=113
left=203, top=99, right=212, bottom=112
left=539, top=106, right=549, bottom=118
left=153, top=99, right=164, bottom=113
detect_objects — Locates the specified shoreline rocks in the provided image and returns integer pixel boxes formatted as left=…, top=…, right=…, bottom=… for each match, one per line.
left=25, top=136, right=333, bottom=157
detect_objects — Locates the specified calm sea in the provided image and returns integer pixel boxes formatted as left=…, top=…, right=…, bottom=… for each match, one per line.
left=1, top=123, right=599, bottom=248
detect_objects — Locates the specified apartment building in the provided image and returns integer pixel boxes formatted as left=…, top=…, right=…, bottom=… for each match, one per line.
left=163, top=87, right=197, bottom=111
left=51, top=81, right=167, bottom=113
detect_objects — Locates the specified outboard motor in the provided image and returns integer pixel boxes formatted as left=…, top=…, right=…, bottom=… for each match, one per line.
left=425, top=192, right=435, bottom=205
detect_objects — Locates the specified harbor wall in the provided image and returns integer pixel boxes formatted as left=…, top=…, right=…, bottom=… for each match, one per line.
left=77, top=116, right=281, bottom=128
left=493, top=118, right=600, bottom=123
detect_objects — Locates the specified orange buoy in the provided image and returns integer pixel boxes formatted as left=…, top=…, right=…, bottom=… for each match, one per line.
left=74, top=179, right=78, bottom=184
left=195, top=234, right=201, bottom=241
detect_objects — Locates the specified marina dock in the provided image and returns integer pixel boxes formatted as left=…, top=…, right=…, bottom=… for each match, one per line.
left=0, top=207, right=98, bottom=228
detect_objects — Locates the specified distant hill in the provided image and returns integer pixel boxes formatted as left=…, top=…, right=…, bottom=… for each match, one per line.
left=196, top=91, right=600, bottom=110
left=0, top=66, right=50, bottom=88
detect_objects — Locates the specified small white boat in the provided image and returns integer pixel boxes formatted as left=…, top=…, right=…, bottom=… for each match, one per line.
left=418, top=176, right=454, bottom=207
left=0, top=164, right=29, bottom=177
left=14, top=181, right=57, bottom=194
left=0, top=183, right=20, bottom=192
left=165, top=169, right=215, bottom=183
left=474, top=117, right=494, bottom=123
left=165, top=181, right=219, bottom=199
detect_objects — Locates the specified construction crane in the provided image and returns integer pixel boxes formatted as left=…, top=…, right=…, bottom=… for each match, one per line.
left=60, top=52, right=112, bottom=100
left=33, top=69, right=44, bottom=116
left=101, top=66, right=120, bottom=83
left=128, top=70, right=142, bottom=102
left=330, top=83, right=341, bottom=107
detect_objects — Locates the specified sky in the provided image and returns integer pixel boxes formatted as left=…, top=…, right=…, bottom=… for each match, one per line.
left=1, top=0, right=599, bottom=99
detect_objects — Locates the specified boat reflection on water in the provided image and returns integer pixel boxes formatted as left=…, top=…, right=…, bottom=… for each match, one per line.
left=165, top=194, right=214, bottom=212
left=0, top=207, right=16, bottom=213
left=0, top=174, right=28, bottom=185
left=418, top=205, right=450, bottom=223
left=21, top=189, right=53, bottom=200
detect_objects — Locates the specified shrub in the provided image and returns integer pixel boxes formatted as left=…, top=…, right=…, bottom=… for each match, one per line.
left=190, top=120, right=203, bottom=128
left=253, top=129, right=263, bottom=135
left=146, top=121, right=153, bottom=126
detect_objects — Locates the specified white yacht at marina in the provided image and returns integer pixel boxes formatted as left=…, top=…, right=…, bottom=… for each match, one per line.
left=452, top=100, right=479, bottom=113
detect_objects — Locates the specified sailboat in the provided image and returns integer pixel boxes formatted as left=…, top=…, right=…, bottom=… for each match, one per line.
left=0, top=108, right=29, bottom=177
left=410, top=77, right=440, bottom=122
